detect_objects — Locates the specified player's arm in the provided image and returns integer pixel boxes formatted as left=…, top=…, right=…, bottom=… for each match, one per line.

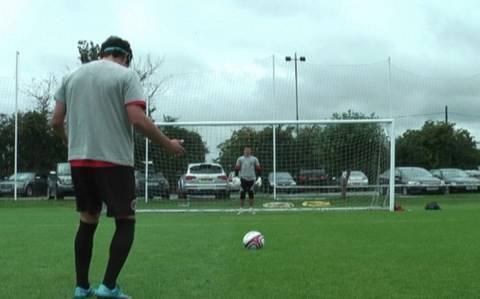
left=255, top=159, right=262, bottom=178
left=50, top=101, right=67, bottom=145
left=234, top=158, right=241, bottom=176
left=126, top=105, right=185, bottom=154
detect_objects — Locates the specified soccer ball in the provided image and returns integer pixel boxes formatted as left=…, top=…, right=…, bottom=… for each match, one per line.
left=242, top=231, right=265, bottom=249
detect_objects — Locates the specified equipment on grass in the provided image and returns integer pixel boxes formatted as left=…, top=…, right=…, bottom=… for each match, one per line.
left=302, top=200, right=331, bottom=207
left=262, top=202, right=294, bottom=208
left=425, top=202, right=441, bottom=210
left=243, top=231, right=265, bottom=249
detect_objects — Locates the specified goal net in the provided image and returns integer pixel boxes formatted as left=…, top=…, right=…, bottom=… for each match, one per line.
left=134, top=119, right=395, bottom=212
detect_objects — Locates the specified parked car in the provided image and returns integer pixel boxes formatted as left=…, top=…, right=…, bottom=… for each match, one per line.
left=379, top=167, right=446, bottom=195
left=227, top=171, right=241, bottom=192
left=47, top=162, right=74, bottom=199
left=430, top=168, right=480, bottom=192
left=0, top=172, right=48, bottom=197
left=296, top=169, right=329, bottom=186
left=464, top=170, right=480, bottom=180
left=336, top=170, right=369, bottom=189
left=265, top=171, right=297, bottom=193
left=177, top=163, right=230, bottom=199
left=135, top=170, right=170, bottom=199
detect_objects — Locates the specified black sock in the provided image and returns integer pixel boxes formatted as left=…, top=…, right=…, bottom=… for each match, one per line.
left=75, top=221, right=98, bottom=289
left=103, top=218, right=135, bottom=289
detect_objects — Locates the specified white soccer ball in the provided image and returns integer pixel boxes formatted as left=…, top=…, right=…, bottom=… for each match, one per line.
left=242, top=231, right=265, bottom=249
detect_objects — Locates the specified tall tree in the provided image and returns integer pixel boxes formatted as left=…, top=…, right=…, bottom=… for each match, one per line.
left=23, top=73, right=57, bottom=116
left=0, top=114, right=15, bottom=178
left=397, top=121, right=480, bottom=169
left=131, top=55, right=168, bottom=118
left=17, top=111, right=67, bottom=171
left=77, top=40, right=100, bottom=64
left=318, top=111, right=389, bottom=198
left=0, top=111, right=67, bottom=176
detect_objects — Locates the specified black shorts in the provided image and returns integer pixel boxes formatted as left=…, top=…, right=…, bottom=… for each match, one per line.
left=240, top=178, right=255, bottom=192
left=71, top=166, right=136, bottom=217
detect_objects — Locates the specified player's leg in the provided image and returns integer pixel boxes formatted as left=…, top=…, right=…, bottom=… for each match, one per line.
left=247, top=180, right=255, bottom=214
left=238, top=178, right=248, bottom=214
left=71, top=167, right=102, bottom=297
left=96, top=166, right=136, bottom=298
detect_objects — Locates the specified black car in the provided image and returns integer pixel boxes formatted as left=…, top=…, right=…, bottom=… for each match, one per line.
left=379, top=167, right=446, bottom=195
left=47, top=162, right=75, bottom=199
left=0, top=172, right=48, bottom=197
left=135, top=170, right=170, bottom=199
left=296, top=169, right=329, bottom=186
left=430, top=168, right=480, bottom=193
left=265, top=171, right=297, bottom=193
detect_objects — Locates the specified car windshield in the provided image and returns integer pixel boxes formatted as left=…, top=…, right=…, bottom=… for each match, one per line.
left=350, top=171, right=366, bottom=178
left=401, top=168, right=432, bottom=178
left=270, top=172, right=293, bottom=180
left=442, top=169, right=469, bottom=178
left=190, top=165, right=223, bottom=174
left=57, top=163, right=71, bottom=175
left=7, top=173, right=34, bottom=181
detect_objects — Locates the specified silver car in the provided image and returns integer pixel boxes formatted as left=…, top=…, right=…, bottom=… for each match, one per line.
left=345, top=170, right=369, bottom=187
left=47, top=162, right=74, bottom=199
left=228, top=171, right=241, bottom=192
left=177, top=163, right=230, bottom=199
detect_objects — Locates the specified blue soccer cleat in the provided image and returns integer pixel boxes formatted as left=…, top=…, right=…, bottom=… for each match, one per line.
left=74, top=286, right=95, bottom=298
left=95, top=284, right=132, bottom=299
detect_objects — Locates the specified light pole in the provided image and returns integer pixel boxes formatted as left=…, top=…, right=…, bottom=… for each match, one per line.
left=285, top=53, right=306, bottom=176
left=285, top=53, right=306, bottom=123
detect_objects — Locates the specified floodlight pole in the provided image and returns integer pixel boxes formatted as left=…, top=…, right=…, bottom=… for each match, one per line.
left=285, top=53, right=306, bottom=129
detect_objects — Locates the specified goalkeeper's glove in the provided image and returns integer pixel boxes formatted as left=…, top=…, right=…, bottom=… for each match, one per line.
left=255, top=177, right=262, bottom=188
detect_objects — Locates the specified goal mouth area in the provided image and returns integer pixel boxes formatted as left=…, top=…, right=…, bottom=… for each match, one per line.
left=136, top=118, right=395, bottom=211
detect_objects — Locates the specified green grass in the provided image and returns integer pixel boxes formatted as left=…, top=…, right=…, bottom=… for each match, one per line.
left=1, top=194, right=480, bottom=298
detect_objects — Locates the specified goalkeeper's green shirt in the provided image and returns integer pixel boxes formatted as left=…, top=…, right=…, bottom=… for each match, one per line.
left=54, top=60, right=145, bottom=166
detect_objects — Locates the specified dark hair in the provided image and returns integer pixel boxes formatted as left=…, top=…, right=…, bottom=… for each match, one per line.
left=244, top=145, right=252, bottom=149
left=100, top=36, right=133, bottom=66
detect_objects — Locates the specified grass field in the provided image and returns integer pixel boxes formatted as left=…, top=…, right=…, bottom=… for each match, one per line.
left=1, top=194, right=480, bottom=298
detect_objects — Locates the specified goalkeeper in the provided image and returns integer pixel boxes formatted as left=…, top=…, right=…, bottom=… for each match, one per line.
left=234, top=145, right=262, bottom=214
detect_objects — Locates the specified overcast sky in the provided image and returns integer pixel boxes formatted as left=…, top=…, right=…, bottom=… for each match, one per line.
left=1, top=0, right=480, bottom=142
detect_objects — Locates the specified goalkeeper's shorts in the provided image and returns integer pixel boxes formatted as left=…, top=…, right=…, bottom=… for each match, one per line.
left=240, top=178, right=255, bottom=192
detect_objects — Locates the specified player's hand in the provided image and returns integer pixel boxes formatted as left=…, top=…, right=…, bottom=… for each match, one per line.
left=169, top=139, right=186, bottom=155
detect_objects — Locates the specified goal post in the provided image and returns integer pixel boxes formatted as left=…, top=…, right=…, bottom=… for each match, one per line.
left=134, top=119, right=395, bottom=212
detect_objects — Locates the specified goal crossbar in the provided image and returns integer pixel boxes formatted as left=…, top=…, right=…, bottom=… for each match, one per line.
left=154, top=119, right=395, bottom=127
